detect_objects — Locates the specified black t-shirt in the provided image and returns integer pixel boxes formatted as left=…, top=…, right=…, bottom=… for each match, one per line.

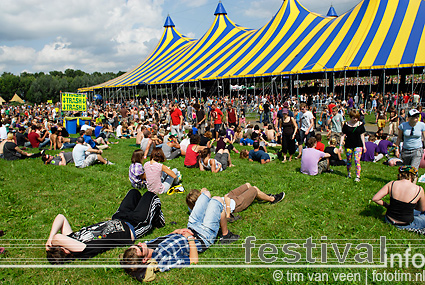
left=69, top=220, right=133, bottom=259
left=342, top=123, right=366, bottom=149
left=16, top=132, right=27, bottom=146
left=3, top=142, right=20, bottom=160
left=196, top=110, right=205, bottom=124
left=199, top=135, right=210, bottom=147
left=263, top=103, right=270, bottom=113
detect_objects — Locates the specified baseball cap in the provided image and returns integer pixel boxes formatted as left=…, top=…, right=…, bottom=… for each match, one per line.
left=282, top=108, right=289, bottom=114
left=408, top=109, right=420, bottom=117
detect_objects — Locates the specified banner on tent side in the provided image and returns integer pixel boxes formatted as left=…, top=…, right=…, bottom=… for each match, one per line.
left=61, top=92, right=87, bottom=111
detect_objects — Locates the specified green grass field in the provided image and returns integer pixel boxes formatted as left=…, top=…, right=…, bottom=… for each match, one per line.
left=1, top=123, right=424, bottom=284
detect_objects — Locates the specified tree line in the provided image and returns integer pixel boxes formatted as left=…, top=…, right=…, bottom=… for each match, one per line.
left=0, top=69, right=125, bottom=104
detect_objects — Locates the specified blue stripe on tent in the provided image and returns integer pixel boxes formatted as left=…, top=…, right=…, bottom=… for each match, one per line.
left=373, top=0, right=410, bottom=66
left=292, top=11, right=351, bottom=71
left=350, top=0, right=388, bottom=67
left=234, top=2, right=295, bottom=75
left=281, top=16, right=340, bottom=72
left=401, top=0, right=425, bottom=64
left=324, top=0, right=370, bottom=68
left=234, top=3, right=292, bottom=75
left=245, top=5, right=309, bottom=75
left=166, top=16, right=241, bottom=81
left=202, top=31, right=257, bottom=78
left=145, top=16, right=223, bottom=83
left=177, top=30, right=246, bottom=81
left=217, top=2, right=286, bottom=76
left=265, top=16, right=325, bottom=73
left=186, top=30, right=250, bottom=80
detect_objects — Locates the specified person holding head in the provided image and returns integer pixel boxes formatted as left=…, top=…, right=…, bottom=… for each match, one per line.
left=129, top=149, right=147, bottom=189
left=199, top=148, right=233, bottom=173
left=248, top=141, right=272, bottom=164
left=140, top=130, right=155, bottom=160
left=46, top=189, right=165, bottom=264
left=161, top=133, right=181, bottom=160
left=340, top=110, right=366, bottom=182
left=300, top=137, right=331, bottom=176
left=72, top=137, right=114, bottom=168
left=372, top=166, right=425, bottom=234
left=121, top=188, right=238, bottom=282
left=144, top=148, right=181, bottom=195
left=395, top=109, right=425, bottom=177
left=42, top=151, right=74, bottom=166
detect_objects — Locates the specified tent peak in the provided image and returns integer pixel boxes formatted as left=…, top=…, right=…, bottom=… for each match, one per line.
left=164, top=15, right=175, bottom=27
left=326, top=5, right=338, bottom=17
left=214, top=1, right=227, bottom=15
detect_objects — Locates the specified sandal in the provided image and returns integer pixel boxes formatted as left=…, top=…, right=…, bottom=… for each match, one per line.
left=167, top=185, right=185, bottom=195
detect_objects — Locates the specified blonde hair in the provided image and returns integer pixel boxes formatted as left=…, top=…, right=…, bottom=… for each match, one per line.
left=186, top=189, right=201, bottom=210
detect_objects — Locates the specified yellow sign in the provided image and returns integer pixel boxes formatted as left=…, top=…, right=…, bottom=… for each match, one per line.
left=47, top=100, right=53, bottom=103
left=61, top=92, right=87, bottom=111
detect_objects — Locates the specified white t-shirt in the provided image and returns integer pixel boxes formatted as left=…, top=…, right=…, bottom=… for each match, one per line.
left=72, top=144, right=90, bottom=167
left=116, top=125, right=122, bottom=137
left=223, top=198, right=236, bottom=213
left=80, top=124, right=91, bottom=131
left=0, top=126, right=7, bottom=140
left=300, top=111, right=314, bottom=131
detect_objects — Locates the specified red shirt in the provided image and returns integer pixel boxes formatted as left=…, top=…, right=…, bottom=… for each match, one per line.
left=170, top=108, right=182, bottom=126
left=315, top=141, right=325, bottom=152
left=28, top=132, right=40, bottom=148
left=212, top=108, right=223, bottom=124
left=227, top=108, right=237, bottom=124
left=328, top=103, right=336, bottom=113
left=184, top=144, right=199, bottom=166
left=404, top=95, right=410, bottom=104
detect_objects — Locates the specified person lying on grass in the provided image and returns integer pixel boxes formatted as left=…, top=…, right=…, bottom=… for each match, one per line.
left=186, top=183, right=285, bottom=223
left=199, top=147, right=234, bottom=172
left=372, top=165, right=425, bottom=234
left=46, top=189, right=165, bottom=264
left=42, top=151, right=74, bottom=166
left=245, top=141, right=277, bottom=164
left=121, top=188, right=239, bottom=282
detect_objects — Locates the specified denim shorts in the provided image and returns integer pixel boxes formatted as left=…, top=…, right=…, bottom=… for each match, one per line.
left=187, top=193, right=223, bottom=250
left=385, top=210, right=425, bottom=232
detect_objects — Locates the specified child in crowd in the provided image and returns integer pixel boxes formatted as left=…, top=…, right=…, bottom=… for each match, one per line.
left=129, top=149, right=146, bottom=189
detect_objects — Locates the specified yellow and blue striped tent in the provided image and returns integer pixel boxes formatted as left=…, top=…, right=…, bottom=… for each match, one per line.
left=79, top=0, right=425, bottom=92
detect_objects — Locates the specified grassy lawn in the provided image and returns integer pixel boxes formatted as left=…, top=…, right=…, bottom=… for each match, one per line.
left=1, top=130, right=424, bottom=284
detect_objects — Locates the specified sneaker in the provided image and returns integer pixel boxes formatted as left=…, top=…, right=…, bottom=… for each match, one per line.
left=219, top=231, right=240, bottom=244
left=347, top=173, right=352, bottom=178
left=106, top=160, right=115, bottom=165
left=271, top=192, right=285, bottom=204
left=40, top=150, right=46, bottom=156
left=177, top=173, right=182, bottom=182
left=355, top=177, right=360, bottom=182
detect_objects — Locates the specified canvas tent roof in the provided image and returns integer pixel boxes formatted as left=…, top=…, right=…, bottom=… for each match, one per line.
left=0, top=96, right=5, bottom=105
left=79, top=0, right=425, bottom=92
left=10, top=94, right=24, bottom=104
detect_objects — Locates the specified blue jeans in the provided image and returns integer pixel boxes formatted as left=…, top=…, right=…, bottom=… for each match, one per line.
left=62, top=142, right=76, bottom=149
left=385, top=210, right=425, bottom=231
left=39, top=138, right=50, bottom=148
left=187, top=193, right=223, bottom=251
left=161, top=168, right=179, bottom=193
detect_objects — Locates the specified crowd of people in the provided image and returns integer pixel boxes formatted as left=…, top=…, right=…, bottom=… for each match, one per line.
left=1, top=90, right=425, bottom=281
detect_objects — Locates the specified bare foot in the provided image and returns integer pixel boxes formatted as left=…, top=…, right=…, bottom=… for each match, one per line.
left=229, top=164, right=236, bottom=167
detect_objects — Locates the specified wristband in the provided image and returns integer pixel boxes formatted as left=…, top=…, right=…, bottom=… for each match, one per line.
left=187, top=236, right=195, bottom=240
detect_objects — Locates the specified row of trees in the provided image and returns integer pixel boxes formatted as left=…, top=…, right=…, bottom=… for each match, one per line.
left=0, top=69, right=125, bottom=104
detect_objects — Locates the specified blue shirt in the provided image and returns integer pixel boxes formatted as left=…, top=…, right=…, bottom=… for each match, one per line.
left=83, top=135, right=96, bottom=148
left=94, top=126, right=102, bottom=138
left=361, top=141, right=377, bottom=162
left=399, top=122, right=425, bottom=150
left=149, top=234, right=191, bottom=272
left=249, top=149, right=270, bottom=162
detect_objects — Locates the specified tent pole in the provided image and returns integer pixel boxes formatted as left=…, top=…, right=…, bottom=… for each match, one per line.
left=397, top=67, right=400, bottom=97
left=325, top=71, right=328, bottom=97
left=280, top=75, right=283, bottom=100
left=296, top=74, right=299, bottom=97
left=217, top=80, right=220, bottom=98
left=344, top=68, right=347, bottom=101
left=262, top=77, right=264, bottom=97
left=254, top=77, right=256, bottom=99
left=383, top=69, right=386, bottom=96
left=369, top=70, right=372, bottom=95
left=246, top=77, right=248, bottom=99
left=199, top=81, right=202, bottom=100
left=332, top=72, right=335, bottom=95
left=412, top=67, right=415, bottom=96
left=290, top=75, right=292, bottom=98
left=222, top=79, right=225, bottom=98
left=183, top=83, right=186, bottom=102
left=356, top=70, right=359, bottom=102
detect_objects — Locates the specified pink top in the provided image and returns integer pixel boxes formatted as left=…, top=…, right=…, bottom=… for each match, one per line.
left=144, top=161, right=164, bottom=194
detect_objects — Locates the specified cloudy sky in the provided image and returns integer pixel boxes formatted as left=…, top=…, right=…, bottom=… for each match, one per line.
left=0, top=0, right=360, bottom=75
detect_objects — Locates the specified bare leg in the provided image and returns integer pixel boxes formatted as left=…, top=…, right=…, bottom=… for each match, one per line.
left=213, top=196, right=229, bottom=236
left=255, top=187, right=274, bottom=202
left=224, top=149, right=234, bottom=167
left=297, top=144, right=302, bottom=158
left=96, top=154, right=107, bottom=164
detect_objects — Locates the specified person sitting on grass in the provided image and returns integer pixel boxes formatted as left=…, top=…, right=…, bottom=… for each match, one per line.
left=199, top=148, right=234, bottom=173
left=42, top=151, right=74, bottom=166
left=161, top=133, right=181, bottom=160
left=2, top=132, right=43, bottom=160
left=248, top=141, right=275, bottom=164
left=184, top=134, right=207, bottom=168
left=72, top=137, right=114, bottom=168
left=314, top=133, right=325, bottom=152
left=239, top=133, right=254, bottom=146
left=372, top=166, right=425, bottom=234
left=300, top=137, right=331, bottom=176
left=129, top=149, right=146, bottom=189
left=84, top=129, right=109, bottom=150
left=324, top=137, right=346, bottom=166
left=376, top=133, right=393, bottom=160
left=121, top=188, right=238, bottom=282
left=140, top=130, right=155, bottom=160
left=144, top=148, right=181, bottom=195
left=186, top=183, right=285, bottom=223
left=216, top=129, right=239, bottom=154
left=46, top=189, right=165, bottom=264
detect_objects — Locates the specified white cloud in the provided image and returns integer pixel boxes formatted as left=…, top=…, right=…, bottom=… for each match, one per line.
left=179, top=0, right=208, bottom=8
left=0, top=46, right=36, bottom=64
